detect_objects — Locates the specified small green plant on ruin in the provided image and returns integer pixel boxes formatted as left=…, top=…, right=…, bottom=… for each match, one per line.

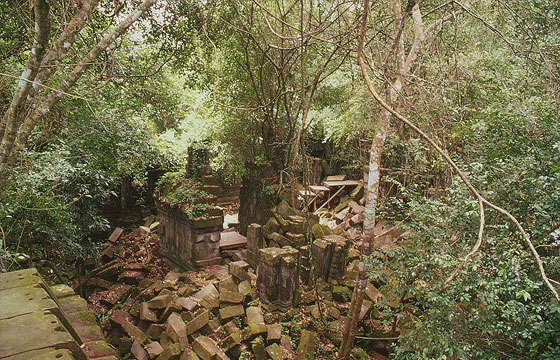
left=155, top=170, right=212, bottom=219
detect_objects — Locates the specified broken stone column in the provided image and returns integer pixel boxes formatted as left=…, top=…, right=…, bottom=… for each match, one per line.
left=246, top=223, right=263, bottom=270
left=156, top=200, right=223, bottom=269
left=256, top=247, right=300, bottom=311
left=311, top=234, right=349, bottom=282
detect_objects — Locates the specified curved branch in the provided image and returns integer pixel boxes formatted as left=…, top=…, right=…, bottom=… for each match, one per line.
left=357, top=48, right=559, bottom=302
left=444, top=198, right=485, bottom=285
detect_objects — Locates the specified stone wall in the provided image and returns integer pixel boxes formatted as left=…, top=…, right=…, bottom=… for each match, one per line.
left=156, top=200, right=223, bottom=269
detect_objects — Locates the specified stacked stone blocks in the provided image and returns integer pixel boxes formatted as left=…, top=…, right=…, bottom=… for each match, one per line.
left=256, top=247, right=300, bottom=311
left=156, top=200, right=223, bottom=269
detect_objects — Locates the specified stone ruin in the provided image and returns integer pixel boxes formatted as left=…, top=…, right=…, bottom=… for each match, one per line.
left=156, top=200, right=223, bottom=270
left=256, top=247, right=300, bottom=311
left=246, top=223, right=263, bottom=269
left=311, top=234, right=349, bottom=282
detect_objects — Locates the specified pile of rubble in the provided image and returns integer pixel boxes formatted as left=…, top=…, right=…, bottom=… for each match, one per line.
left=81, top=221, right=397, bottom=359
left=261, top=180, right=366, bottom=252
left=105, top=265, right=319, bottom=360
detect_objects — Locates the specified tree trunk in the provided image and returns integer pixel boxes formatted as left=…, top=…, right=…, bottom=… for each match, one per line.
left=0, top=0, right=156, bottom=192
left=238, top=164, right=275, bottom=236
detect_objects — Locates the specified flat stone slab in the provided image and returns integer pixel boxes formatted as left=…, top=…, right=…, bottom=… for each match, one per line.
left=0, top=268, right=43, bottom=291
left=6, top=348, right=75, bottom=360
left=0, top=284, right=58, bottom=319
left=0, top=311, right=77, bottom=358
left=58, top=295, right=89, bottom=314
left=219, top=231, right=247, bottom=250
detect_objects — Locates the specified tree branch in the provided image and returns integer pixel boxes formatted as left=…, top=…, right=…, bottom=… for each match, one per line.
left=357, top=44, right=559, bottom=302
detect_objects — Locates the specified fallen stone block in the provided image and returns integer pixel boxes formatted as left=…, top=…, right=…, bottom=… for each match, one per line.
left=162, top=300, right=184, bottom=321
left=110, top=310, right=132, bottom=327
left=365, top=282, right=383, bottom=303
left=285, top=232, right=306, bottom=248
left=131, top=340, right=149, bottom=360
left=219, top=291, right=244, bottom=304
left=218, top=329, right=242, bottom=352
left=181, top=349, right=201, bottom=360
left=121, top=270, right=145, bottom=285
left=360, top=299, right=373, bottom=320
left=140, top=302, right=158, bottom=322
left=166, top=312, right=188, bottom=349
left=311, top=223, right=333, bottom=239
left=86, top=277, right=111, bottom=290
left=266, top=324, right=282, bottom=342
left=268, top=232, right=290, bottom=247
left=157, top=342, right=181, bottom=360
left=100, top=284, right=131, bottom=306
left=297, top=330, right=316, bottom=360
left=266, top=343, right=287, bottom=360
left=122, top=321, right=148, bottom=343
left=177, top=297, right=198, bottom=312
left=95, top=260, right=122, bottom=279
left=237, top=280, right=254, bottom=300
left=145, top=341, right=164, bottom=358
left=146, top=323, right=165, bottom=339
left=243, top=323, right=267, bottom=340
left=148, top=293, right=173, bottom=309
left=186, top=310, right=209, bottom=335
left=219, top=304, right=244, bottom=321
left=199, top=293, right=219, bottom=310
left=218, top=276, right=237, bottom=293
left=349, top=213, right=364, bottom=226
left=332, top=285, right=352, bottom=303
left=229, top=260, right=251, bottom=282
left=108, top=227, right=124, bottom=243
left=275, top=200, right=299, bottom=219
left=348, top=200, right=365, bottom=214
left=246, top=306, right=265, bottom=324
left=193, top=284, right=219, bottom=301
left=252, top=337, right=267, bottom=360
left=192, top=336, right=230, bottom=360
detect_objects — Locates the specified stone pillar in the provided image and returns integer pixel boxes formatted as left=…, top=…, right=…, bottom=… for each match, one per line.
left=311, top=234, right=349, bottom=282
left=246, top=223, right=263, bottom=270
left=256, top=247, right=300, bottom=311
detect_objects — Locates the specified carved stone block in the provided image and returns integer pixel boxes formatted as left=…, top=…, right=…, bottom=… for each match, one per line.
left=256, top=247, right=300, bottom=311
left=311, top=234, right=349, bottom=281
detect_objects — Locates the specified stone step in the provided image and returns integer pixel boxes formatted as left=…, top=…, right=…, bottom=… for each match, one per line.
left=201, top=174, right=220, bottom=185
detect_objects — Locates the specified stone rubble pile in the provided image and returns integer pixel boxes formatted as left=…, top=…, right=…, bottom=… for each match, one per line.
left=100, top=265, right=325, bottom=360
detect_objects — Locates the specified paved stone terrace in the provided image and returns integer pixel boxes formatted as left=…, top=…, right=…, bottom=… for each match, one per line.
left=0, top=268, right=116, bottom=360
